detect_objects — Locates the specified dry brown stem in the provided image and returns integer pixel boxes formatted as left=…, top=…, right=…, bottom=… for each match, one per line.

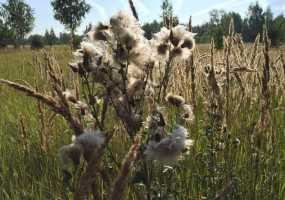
left=109, top=136, right=141, bottom=200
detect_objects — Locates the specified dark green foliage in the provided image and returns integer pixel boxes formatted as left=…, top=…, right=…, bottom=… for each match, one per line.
left=0, top=18, right=13, bottom=48
left=29, top=34, right=44, bottom=49
left=58, top=32, right=71, bottom=44
left=268, top=15, right=285, bottom=46
left=0, top=0, right=35, bottom=47
left=161, top=0, right=179, bottom=28
left=212, top=26, right=224, bottom=49
left=194, top=4, right=285, bottom=47
left=44, top=28, right=58, bottom=46
left=51, top=0, right=90, bottom=48
left=221, top=12, right=243, bottom=34
left=246, top=2, right=265, bottom=42
left=142, top=20, right=162, bottom=40
left=192, top=23, right=211, bottom=43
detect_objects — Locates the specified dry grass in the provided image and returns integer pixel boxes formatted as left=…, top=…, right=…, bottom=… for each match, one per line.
left=0, top=35, right=285, bottom=200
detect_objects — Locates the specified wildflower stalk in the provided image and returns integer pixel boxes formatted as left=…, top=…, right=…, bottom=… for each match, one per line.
left=225, top=19, right=234, bottom=125
left=260, top=25, right=270, bottom=129
left=109, top=136, right=141, bottom=200
left=74, top=132, right=113, bottom=200
left=81, top=72, right=103, bottom=130
left=189, top=21, right=196, bottom=112
left=0, top=79, right=83, bottom=136
left=208, top=40, right=223, bottom=113
left=128, top=0, right=139, bottom=20
left=19, top=115, right=28, bottom=151
left=158, top=45, right=174, bottom=103
left=280, top=52, right=285, bottom=84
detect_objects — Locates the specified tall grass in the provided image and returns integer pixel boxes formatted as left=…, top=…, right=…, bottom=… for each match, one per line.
left=0, top=40, right=285, bottom=200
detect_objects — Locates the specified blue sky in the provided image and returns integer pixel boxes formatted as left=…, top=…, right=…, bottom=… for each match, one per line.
left=0, top=0, right=284, bottom=35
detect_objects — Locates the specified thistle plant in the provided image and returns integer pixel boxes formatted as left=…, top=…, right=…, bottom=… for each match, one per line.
left=0, top=7, right=196, bottom=199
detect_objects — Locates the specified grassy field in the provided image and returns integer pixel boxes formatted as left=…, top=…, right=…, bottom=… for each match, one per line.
left=0, top=41, right=285, bottom=200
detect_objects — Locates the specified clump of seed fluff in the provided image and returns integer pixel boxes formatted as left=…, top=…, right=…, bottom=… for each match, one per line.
left=62, top=11, right=197, bottom=168
left=151, top=25, right=196, bottom=60
left=144, top=124, right=194, bottom=163
left=165, top=93, right=195, bottom=123
left=58, top=129, right=105, bottom=173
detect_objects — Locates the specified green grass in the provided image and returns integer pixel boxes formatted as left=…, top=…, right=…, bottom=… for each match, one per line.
left=0, top=45, right=285, bottom=199
left=0, top=46, right=72, bottom=199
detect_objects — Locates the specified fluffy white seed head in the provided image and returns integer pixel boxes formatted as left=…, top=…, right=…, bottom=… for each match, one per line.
left=165, top=93, right=185, bottom=107
left=58, top=143, right=83, bottom=172
left=144, top=125, right=193, bottom=163
left=151, top=25, right=196, bottom=60
left=75, top=129, right=105, bottom=152
left=63, top=89, right=77, bottom=103
left=181, top=104, right=195, bottom=122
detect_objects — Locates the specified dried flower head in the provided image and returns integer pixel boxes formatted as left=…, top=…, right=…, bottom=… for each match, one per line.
left=75, top=129, right=105, bottom=153
left=151, top=25, right=196, bottom=60
left=144, top=125, right=193, bottom=163
left=145, top=106, right=166, bottom=130
left=63, top=89, right=77, bottom=103
left=181, top=104, right=195, bottom=122
left=58, top=143, right=83, bottom=172
left=165, top=93, right=185, bottom=107
left=93, top=23, right=111, bottom=41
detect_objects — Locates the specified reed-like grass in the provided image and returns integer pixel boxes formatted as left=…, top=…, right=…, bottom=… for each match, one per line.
left=0, top=42, right=285, bottom=200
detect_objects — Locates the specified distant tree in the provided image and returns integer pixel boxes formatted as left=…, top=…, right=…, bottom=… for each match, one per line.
left=193, top=23, right=211, bottom=43
left=241, top=18, right=250, bottom=42
left=142, top=20, right=162, bottom=40
left=161, top=0, right=179, bottom=28
left=209, top=9, right=225, bottom=49
left=0, top=0, right=35, bottom=47
left=247, top=2, right=264, bottom=42
left=29, top=34, right=44, bottom=49
left=45, top=28, right=57, bottom=46
left=58, top=32, right=81, bottom=47
left=269, top=15, right=285, bottom=46
left=0, top=18, right=13, bottom=48
left=59, top=32, right=71, bottom=44
left=221, top=12, right=243, bottom=34
left=209, top=9, right=224, bottom=25
left=264, top=7, right=273, bottom=25
left=51, top=0, right=91, bottom=48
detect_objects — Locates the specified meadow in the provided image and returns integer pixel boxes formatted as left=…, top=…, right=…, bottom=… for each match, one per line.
left=0, top=30, right=285, bottom=200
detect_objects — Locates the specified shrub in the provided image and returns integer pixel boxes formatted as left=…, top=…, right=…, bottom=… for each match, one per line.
left=29, top=34, right=44, bottom=49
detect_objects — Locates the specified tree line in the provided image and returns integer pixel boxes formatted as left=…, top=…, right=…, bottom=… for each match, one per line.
left=0, top=0, right=284, bottom=49
left=143, top=1, right=285, bottom=48
left=193, top=2, right=285, bottom=48
left=0, top=0, right=90, bottom=49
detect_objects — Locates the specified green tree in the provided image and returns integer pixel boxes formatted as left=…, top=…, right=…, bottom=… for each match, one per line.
left=45, top=28, right=57, bottom=46
left=209, top=9, right=225, bottom=49
left=0, top=0, right=35, bottom=47
left=51, top=0, right=90, bottom=48
left=221, top=12, right=243, bottom=34
left=161, top=0, right=179, bottom=28
left=142, top=20, right=162, bottom=40
left=29, top=34, right=44, bottom=49
left=0, top=18, right=13, bottom=48
left=193, top=23, right=211, bottom=43
left=59, top=32, right=71, bottom=44
left=269, top=15, right=285, bottom=46
left=247, top=2, right=264, bottom=42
